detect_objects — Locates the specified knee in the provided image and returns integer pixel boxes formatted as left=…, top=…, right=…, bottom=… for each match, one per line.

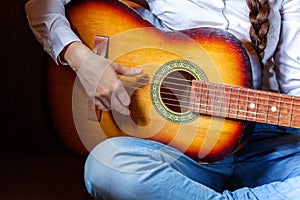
left=83, top=137, right=172, bottom=199
left=83, top=137, right=149, bottom=199
left=85, top=137, right=144, bottom=169
left=84, top=137, right=134, bottom=178
left=84, top=138, right=129, bottom=199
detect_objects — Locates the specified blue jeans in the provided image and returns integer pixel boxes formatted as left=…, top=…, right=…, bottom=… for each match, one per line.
left=84, top=123, right=300, bottom=199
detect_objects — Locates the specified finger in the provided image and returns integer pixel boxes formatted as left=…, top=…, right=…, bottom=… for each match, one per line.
left=114, top=81, right=131, bottom=106
left=111, top=92, right=130, bottom=115
left=125, top=67, right=143, bottom=76
left=95, top=87, right=112, bottom=109
left=113, top=63, right=143, bottom=76
left=96, top=95, right=111, bottom=110
left=95, top=99, right=109, bottom=112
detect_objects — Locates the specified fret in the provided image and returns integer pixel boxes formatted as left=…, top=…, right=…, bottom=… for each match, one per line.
left=211, top=83, right=227, bottom=117
left=228, top=86, right=239, bottom=119
left=237, top=88, right=249, bottom=120
left=291, top=97, right=300, bottom=128
left=190, top=80, right=202, bottom=113
left=266, top=92, right=280, bottom=126
left=206, top=82, right=216, bottom=116
left=221, top=86, right=232, bottom=118
left=199, top=81, right=209, bottom=115
left=213, top=83, right=223, bottom=117
left=246, top=89, right=259, bottom=122
left=278, top=95, right=293, bottom=127
left=256, top=91, right=268, bottom=123
left=189, top=80, right=300, bottom=129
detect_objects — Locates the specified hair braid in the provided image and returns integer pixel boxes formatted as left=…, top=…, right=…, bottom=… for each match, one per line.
left=246, top=0, right=270, bottom=60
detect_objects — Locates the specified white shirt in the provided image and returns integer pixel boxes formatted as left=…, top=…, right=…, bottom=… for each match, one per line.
left=25, top=0, right=300, bottom=96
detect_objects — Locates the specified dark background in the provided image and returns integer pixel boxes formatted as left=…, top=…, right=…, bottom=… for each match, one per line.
left=0, top=0, right=92, bottom=199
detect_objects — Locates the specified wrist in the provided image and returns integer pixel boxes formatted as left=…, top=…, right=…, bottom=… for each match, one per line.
left=60, top=41, right=92, bottom=72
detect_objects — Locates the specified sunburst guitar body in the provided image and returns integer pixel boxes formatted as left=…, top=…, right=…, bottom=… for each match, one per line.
left=44, top=0, right=300, bottom=163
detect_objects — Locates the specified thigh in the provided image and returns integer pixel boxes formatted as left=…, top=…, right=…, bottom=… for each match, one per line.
left=230, top=123, right=300, bottom=189
left=224, top=176, right=300, bottom=200
left=84, top=137, right=234, bottom=199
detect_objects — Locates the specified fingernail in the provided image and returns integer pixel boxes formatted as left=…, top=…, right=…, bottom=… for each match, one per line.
left=131, top=68, right=142, bottom=74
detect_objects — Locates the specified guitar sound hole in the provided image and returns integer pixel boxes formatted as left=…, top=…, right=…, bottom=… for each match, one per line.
left=160, top=70, right=195, bottom=114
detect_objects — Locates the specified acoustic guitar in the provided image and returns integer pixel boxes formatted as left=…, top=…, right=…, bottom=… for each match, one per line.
left=44, top=0, right=300, bottom=162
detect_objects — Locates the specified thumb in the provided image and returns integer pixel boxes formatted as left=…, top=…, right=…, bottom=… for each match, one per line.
left=113, top=64, right=143, bottom=76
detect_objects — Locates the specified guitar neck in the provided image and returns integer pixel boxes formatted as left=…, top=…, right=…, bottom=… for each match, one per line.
left=189, top=80, right=300, bottom=128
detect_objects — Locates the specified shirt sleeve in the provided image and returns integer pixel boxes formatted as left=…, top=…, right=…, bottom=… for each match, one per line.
left=25, top=0, right=81, bottom=64
left=275, top=0, right=300, bottom=96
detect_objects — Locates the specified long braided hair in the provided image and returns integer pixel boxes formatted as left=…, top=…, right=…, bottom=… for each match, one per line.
left=246, top=0, right=270, bottom=60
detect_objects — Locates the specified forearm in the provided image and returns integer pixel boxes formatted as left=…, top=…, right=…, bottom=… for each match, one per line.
left=25, top=0, right=81, bottom=64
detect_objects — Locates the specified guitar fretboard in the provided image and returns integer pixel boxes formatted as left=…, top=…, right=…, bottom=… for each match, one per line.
left=189, top=80, right=300, bottom=128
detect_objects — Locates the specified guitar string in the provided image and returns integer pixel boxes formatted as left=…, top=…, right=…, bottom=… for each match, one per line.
left=125, top=74, right=300, bottom=104
left=126, top=98, right=293, bottom=126
left=128, top=94, right=298, bottom=126
left=191, top=82, right=300, bottom=111
left=130, top=93, right=297, bottom=113
left=117, top=76, right=300, bottom=125
left=128, top=87, right=300, bottom=116
left=95, top=72, right=299, bottom=125
left=121, top=77, right=300, bottom=110
left=130, top=88, right=300, bottom=113
left=122, top=86, right=300, bottom=122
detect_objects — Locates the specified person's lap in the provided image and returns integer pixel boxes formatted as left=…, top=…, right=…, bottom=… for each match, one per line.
left=84, top=123, right=300, bottom=199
